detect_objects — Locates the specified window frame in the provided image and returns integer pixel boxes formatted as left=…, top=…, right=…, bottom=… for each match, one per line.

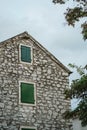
left=19, top=81, right=36, bottom=106
left=19, top=44, right=33, bottom=64
left=20, top=126, right=37, bottom=130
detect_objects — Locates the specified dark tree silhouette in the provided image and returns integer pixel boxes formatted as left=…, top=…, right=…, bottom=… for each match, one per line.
left=53, top=0, right=87, bottom=40
left=64, top=64, right=87, bottom=126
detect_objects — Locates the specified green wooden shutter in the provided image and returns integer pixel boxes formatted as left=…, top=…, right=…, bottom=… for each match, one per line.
left=21, top=83, right=35, bottom=104
left=21, top=45, right=31, bottom=62
left=21, top=46, right=27, bottom=62
left=26, top=46, right=31, bottom=62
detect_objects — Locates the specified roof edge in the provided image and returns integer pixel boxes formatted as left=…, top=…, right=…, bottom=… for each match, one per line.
left=0, top=31, right=72, bottom=74
left=24, top=32, right=72, bottom=74
left=0, top=31, right=28, bottom=46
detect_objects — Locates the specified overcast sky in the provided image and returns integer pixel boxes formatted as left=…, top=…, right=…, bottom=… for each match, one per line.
left=0, top=0, right=87, bottom=91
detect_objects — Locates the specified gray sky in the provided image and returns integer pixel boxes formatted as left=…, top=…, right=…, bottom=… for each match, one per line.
left=0, top=0, right=87, bottom=92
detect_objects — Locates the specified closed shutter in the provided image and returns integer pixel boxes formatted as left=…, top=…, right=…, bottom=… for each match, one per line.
left=21, top=45, right=31, bottom=62
left=21, top=82, right=35, bottom=104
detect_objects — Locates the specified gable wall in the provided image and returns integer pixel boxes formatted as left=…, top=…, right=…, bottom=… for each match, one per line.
left=0, top=36, right=72, bottom=130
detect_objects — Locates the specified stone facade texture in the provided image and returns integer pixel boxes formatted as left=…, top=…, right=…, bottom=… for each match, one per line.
left=0, top=32, right=72, bottom=130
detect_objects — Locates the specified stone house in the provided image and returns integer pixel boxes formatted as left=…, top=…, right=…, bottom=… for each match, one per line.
left=0, top=32, right=72, bottom=130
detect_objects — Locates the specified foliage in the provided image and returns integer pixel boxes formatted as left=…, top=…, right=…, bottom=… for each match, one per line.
left=53, top=0, right=87, bottom=40
left=63, top=64, right=87, bottom=126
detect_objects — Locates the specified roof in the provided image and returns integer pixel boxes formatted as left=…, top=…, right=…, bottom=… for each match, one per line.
left=0, top=31, right=72, bottom=74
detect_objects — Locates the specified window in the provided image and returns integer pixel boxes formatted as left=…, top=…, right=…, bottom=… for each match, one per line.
left=19, top=82, right=36, bottom=105
left=20, top=45, right=32, bottom=63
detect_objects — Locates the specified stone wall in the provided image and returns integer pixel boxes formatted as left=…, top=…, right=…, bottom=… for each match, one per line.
left=0, top=33, right=72, bottom=130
